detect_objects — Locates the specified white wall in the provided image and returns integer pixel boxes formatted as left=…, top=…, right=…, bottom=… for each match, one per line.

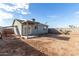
left=13, top=20, right=22, bottom=35
left=13, top=21, right=48, bottom=36
left=22, top=24, right=34, bottom=36
left=31, top=24, right=48, bottom=35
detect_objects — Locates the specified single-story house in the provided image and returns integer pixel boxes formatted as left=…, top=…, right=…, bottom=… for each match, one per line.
left=12, top=19, right=48, bottom=36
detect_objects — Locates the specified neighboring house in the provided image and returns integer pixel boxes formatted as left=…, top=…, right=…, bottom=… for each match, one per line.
left=0, top=26, right=14, bottom=38
left=12, top=19, right=48, bottom=36
left=2, top=27, right=14, bottom=37
left=0, top=26, right=3, bottom=33
left=0, top=26, right=3, bottom=38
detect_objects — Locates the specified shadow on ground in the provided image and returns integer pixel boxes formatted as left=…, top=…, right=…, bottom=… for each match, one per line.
left=38, top=34, right=70, bottom=41
left=0, top=36, right=47, bottom=56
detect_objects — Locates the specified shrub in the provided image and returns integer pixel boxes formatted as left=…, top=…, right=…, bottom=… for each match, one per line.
left=59, top=29, right=70, bottom=35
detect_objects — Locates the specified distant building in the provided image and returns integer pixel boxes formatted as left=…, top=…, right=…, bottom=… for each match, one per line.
left=12, top=19, right=48, bottom=36
left=0, top=26, right=3, bottom=32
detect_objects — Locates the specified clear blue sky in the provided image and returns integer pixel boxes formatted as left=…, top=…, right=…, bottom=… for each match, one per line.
left=0, top=3, right=79, bottom=28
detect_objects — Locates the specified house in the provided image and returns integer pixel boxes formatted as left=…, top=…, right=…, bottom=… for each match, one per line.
left=12, top=19, right=48, bottom=36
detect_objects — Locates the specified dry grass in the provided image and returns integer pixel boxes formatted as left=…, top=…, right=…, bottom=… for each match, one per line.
left=0, top=35, right=46, bottom=56
left=0, top=34, right=79, bottom=55
left=22, top=34, right=79, bottom=56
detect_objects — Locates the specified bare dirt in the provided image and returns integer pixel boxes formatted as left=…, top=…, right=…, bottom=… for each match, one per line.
left=0, top=34, right=79, bottom=56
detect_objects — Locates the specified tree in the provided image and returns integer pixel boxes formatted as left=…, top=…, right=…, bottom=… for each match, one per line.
left=69, top=25, right=76, bottom=28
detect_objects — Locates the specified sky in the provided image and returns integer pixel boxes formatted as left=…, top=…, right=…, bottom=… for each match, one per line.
left=0, top=3, right=79, bottom=28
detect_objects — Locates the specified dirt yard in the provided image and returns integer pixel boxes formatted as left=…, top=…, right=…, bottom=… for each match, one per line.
left=0, top=34, right=79, bottom=56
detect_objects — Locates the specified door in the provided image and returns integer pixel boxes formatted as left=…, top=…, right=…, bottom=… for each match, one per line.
left=28, top=26, right=31, bottom=35
left=22, top=25, right=32, bottom=36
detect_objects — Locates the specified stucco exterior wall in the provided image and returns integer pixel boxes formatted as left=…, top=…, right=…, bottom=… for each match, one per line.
left=13, top=20, right=22, bottom=35
left=13, top=20, right=48, bottom=36
left=22, top=24, right=34, bottom=36
left=31, top=24, right=48, bottom=35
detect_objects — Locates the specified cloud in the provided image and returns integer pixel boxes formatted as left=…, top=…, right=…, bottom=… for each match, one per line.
left=0, top=3, right=29, bottom=15
left=0, top=0, right=29, bottom=3
left=21, top=11, right=29, bottom=15
left=0, top=3, right=29, bottom=20
left=0, top=0, right=30, bottom=15
left=0, top=2, right=29, bottom=26
left=75, top=11, right=79, bottom=14
left=0, top=10, right=13, bottom=21
left=74, top=11, right=79, bottom=18
left=0, top=0, right=29, bottom=26
left=0, top=3, right=14, bottom=12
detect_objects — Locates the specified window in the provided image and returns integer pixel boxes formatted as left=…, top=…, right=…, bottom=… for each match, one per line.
left=35, top=26, right=38, bottom=29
